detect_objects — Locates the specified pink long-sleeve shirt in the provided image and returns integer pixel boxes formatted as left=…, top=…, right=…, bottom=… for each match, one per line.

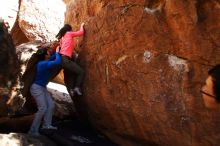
left=59, top=25, right=84, bottom=58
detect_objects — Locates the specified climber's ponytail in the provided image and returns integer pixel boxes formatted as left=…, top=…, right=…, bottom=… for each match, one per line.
left=56, top=24, right=72, bottom=40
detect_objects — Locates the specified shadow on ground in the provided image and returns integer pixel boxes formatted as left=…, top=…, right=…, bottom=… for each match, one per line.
left=0, top=116, right=117, bottom=146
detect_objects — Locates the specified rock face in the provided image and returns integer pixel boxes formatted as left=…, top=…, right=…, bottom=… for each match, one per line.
left=11, top=21, right=29, bottom=46
left=47, top=82, right=76, bottom=118
left=18, top=0, right=66, bottom=42
left=5, top=0, right=67, bottom=45
left=65, top=0, right=220, bottom=146
left=0, top=22, right=20, bottom=117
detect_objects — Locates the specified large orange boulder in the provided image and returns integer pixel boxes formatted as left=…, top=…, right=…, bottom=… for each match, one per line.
left=8, top=0, right=66, bottom=46
left=65, top=0, right=220, bottom=146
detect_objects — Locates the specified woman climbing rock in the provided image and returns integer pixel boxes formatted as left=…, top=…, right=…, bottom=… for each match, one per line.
left=56, top=23, right=85, bottom=96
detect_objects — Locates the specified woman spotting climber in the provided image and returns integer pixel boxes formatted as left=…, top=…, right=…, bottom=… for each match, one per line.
left=28, top=48, right=61, bottom=136
left=56, top=23, right=85, bottom=96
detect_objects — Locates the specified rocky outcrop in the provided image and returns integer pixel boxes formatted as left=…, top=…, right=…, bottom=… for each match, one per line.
left=65, top=0, right=220, bottom=146
left=11, top=20, right=29, bottom=46
left=47, top=82, right=76, bottom=118
left=1, top=0, right=66, bottom=45
left=1, top=0, right=220, bottom=145
left=18, top=0, right=66, bottom=42
left=0, top=21, right=20, bottom=117
left=0, top=0, right=26, bottom=46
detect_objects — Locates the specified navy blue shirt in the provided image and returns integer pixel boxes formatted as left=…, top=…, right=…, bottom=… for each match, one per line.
left=33, top=52, right=61, bottom=87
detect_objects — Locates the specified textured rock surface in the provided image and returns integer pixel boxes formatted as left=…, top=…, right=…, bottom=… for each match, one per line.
left=0, top=0, right=66, bottom=46
left=65, top=0, right=220, bottom=146
left=0, top=22, right=20, bottom=117
left=11, top=20, right=29, bottom=46
left=4, top=1, right=28, bottom=47
left=18, top=0, right=66, bottom=42
left=47, top=82, right=76, bottom=118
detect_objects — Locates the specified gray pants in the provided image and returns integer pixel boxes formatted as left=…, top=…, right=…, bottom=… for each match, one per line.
left=29, top=83, right=55, bottom=134
left=61, top=56, right=84, bottom=87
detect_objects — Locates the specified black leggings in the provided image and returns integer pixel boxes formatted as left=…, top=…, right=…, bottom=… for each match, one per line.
left=60, top=56, right=84, bottom=87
